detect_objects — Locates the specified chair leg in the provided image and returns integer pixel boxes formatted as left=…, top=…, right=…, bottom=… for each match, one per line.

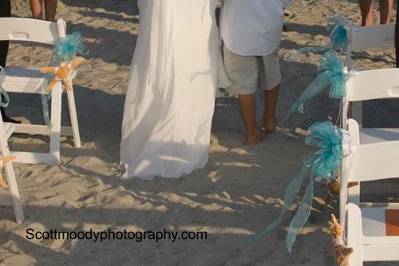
left=347, top=203, right=363, bottom=266
left=4, top=162, right=24, bottom=223
left=0, top=122, right=24, bottom=223
left=66, top=86, right=81, bottom=148
left=49, top=83, right=62, bottom=164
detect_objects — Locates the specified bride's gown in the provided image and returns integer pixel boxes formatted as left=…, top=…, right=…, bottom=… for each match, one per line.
left=120, top=0, right=228, bottom=179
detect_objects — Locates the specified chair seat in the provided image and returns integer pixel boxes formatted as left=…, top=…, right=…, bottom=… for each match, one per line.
left=361, top=207, right=399, bottom=243
left=2, top=66, right=49, bottom=94
left=360, top=128, right=399, bottom=144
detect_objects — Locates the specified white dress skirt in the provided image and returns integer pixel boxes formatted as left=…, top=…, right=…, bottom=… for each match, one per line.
left=120, top=0, right=229, bottom=179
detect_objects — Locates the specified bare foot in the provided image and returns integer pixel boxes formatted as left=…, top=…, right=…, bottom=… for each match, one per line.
left=244, top=128, right=265, bottom=145
left=264, top=116, right=277, bottom=133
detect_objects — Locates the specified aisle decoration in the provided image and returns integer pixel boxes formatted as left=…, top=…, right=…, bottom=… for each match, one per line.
left=329, top=214, right=353, bottom=266
left=41, top=32, right=88, bottom=124
left=53, top=32, right=89, bottom=63
left=284, top=50, right=347, bottom=120
left=41, top=57, right=86, bottom=92
left=257, top=121, right=347, bottom=252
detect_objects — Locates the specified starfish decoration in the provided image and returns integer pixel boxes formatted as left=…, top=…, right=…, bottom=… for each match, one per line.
left=40, top=57, right=85, bottom=92
left=0, top=156, right=16, bottom=188
left=329, top=214, right=353, bottom=266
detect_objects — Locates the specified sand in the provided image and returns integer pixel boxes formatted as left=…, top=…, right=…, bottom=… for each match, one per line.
left=0, top=0, right=398, bottom=265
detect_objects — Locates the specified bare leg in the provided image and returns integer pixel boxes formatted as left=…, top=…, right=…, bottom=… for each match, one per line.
left=359, top=0, right=374, bottom=26
left=263, top=85, right=279, bottom=133
left=30, top=0, right=43, bottom=19
left=379, top=0, right=393, bottom=24
left=238, top=94, right=264, bottom=145
left=44, top=0, right=57, bottom=21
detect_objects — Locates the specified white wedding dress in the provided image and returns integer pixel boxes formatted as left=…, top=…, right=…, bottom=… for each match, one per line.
left=120, top=0, right=229, bottom=179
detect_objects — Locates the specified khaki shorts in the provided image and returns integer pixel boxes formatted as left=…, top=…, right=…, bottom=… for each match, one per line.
left=223, top=46, right=281, bottom=95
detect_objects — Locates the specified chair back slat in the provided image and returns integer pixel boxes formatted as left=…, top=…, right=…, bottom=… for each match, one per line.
left=351, top=24, right=395, bottom=51
left=345, top=69, right=399, bottom=102
left=349, top=140, right=399, bottom=182
left=0, top=18, right=66, bottom=45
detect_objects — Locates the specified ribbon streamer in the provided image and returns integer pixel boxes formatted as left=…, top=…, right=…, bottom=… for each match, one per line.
left=256, top=121, right=343, bottom=252
left=41, top=93, right=51, bottom=125
left=0, top=67, right=10, bottom=108
left=284, top=50, right=346, bottom=120
left=53, top=32, right=89, bottom=63
left=286, top=179, right=314, bottom=253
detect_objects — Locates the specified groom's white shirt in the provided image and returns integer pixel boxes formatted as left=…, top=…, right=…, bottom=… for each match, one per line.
left=220, top=0, right=284, bottom=56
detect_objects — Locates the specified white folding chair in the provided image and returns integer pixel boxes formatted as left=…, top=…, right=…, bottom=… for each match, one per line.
left=0, top=18, right=82, bottom=165
left=0, top=115, right=23, bottom=223
left=344, top=23, right=395, bottom=125
left=340, top=119, right=399, bottom=265
left=342, top=68, right=399, bottom=142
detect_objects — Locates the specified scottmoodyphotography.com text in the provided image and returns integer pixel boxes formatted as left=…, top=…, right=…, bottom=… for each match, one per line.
left=25, top=228, right=208, bottom=243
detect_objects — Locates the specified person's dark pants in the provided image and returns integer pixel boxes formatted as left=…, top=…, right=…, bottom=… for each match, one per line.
left=0, top=0, right=11, bottom=68
left=0, top=0, right=11, bottom=120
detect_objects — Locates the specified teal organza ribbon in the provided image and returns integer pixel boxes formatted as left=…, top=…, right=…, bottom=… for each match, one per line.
left=284, top=50, right=346, bottom=120
left=256, top=121, right=343, bottom=253
left=53, top=32, right=88, bottom=63
left=41, top=93, right=51, bottom=125
left=288, top=17, right=349, bottom=61
left=0, top=67, right=10, bottom=108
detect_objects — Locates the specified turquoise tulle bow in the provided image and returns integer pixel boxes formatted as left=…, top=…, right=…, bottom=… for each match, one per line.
left=284, top=50, right=346, bottom=120
left=329, top=23, right=348, bottom=52
left=0, top=67, right=10, bottom=108
left=304, top=121, right=343, bottom=178
left=53, top=32, right=88, bottom=63
left=256, top=121, right=343, bottom=253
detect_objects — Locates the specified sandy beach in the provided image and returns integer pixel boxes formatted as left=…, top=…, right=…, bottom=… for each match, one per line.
left=1, top=0, right=398, bottom=265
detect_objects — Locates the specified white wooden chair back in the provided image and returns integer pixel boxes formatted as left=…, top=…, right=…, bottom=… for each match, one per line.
left=0, top=17, right=82, bottom=164
left=340, top=118, right=399, bottom=220
left=346, top=23, right=395, bottom=69
left=0, top=18, right=66, bottom=44
left=349, top=24, right=395, bottom=51
left=341, top=118, right=399, bottom=199
left=346, top=202, right=399, bottom=265
left=341, top=119, right=399, bottom=265
left=342, top=68, right=399, bottom=128
left=342, top=23, right=395, bottom=128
